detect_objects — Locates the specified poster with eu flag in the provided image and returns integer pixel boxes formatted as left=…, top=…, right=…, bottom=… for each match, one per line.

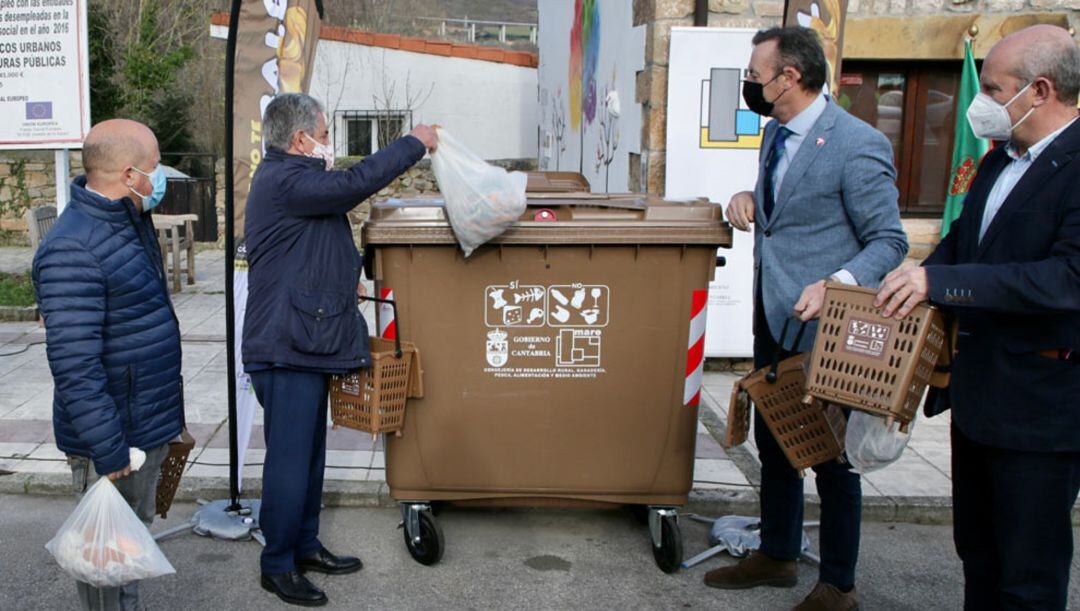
left=0, top=0, right=90, bottom=149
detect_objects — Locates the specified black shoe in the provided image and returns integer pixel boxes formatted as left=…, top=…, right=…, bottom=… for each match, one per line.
left=260, top=571, right=328, bottom=607
left=296, top=547, right=364, bottom=575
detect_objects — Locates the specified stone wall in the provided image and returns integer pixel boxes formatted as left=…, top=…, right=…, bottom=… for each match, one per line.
left=0, top=151, right=84, bottom=230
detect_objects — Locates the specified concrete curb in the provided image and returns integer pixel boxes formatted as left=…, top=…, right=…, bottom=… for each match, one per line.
left=0, top=305, right=37, bottom=322
left=5, top=470, right=1079, bottom=525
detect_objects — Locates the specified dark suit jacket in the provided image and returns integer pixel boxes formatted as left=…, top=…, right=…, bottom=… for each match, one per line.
left=923, top=116, right=1080, bottom=452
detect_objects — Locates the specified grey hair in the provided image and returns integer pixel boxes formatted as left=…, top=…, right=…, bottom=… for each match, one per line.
left=263, top=93, right=324, bottom=151
left=1012, top=35, right=1080, bottom=104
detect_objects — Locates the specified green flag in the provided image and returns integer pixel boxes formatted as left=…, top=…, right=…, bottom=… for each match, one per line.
left=941, top=39, right=990, bottom=238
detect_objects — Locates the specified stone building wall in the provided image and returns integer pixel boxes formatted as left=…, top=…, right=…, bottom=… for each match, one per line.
left=632, top=0, right=1079, bottom=263
left=0, top=151, right=84, bottom=230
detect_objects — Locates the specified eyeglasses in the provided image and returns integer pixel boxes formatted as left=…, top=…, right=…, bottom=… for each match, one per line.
left=743, top=68, right=785, bottom=86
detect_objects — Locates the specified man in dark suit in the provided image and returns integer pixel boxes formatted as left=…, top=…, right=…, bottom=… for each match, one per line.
left=877, top=25, right=1080, bottom=611
left=244, top=93, right=437, bottom=607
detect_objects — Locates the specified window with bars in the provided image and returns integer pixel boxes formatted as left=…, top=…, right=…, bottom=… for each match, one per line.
left=336, top=111, right=411, bottom=157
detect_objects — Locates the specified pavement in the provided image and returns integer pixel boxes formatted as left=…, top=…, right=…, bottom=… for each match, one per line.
left=12, top=493, right=1073, bottom=611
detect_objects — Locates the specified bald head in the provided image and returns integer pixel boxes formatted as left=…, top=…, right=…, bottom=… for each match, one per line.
left=83, top=119, right=159, bottom=178
left=81, top=119, right=161, bottom=209
left=985, top=25, right=1080, bottom=105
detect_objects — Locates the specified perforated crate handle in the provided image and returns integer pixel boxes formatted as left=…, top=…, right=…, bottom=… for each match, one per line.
left=766, top=318, right=808, bottom=383
left=359, top=296, right=404, bottom=359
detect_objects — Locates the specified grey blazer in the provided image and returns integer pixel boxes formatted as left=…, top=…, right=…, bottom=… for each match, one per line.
left=754, top=100, right=908, bottom=352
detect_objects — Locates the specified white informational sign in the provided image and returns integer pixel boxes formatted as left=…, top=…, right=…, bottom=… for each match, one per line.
left=665, top=28, right=764, bottom=358
left=0, top=0, right=91, bottom=150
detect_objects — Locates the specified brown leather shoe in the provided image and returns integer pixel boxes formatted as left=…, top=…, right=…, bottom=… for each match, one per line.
left=703, top=551, right=798, bottom=590
left=792, top=582, right=859, bottom=611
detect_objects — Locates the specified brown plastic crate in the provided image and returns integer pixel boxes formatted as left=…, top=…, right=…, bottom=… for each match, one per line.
left=929, top=318, right=957, bottom=389
left=725, top=382, right=751, bottom=449
left=805, top=282, right=947, bottom=425
left=330, top=337, right=420, bottom=436
left=733, top=354, right=846, bottom=472
left=156, top=428, right=195, bottom=519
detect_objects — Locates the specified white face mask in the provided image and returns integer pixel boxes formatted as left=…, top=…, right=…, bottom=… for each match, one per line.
left=303, top=132, right=335, bottom=170
left=966, top=82, right=1034, bottom=141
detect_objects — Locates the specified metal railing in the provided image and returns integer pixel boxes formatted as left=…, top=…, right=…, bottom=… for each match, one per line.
left=405, top=15, right=537, bottom=45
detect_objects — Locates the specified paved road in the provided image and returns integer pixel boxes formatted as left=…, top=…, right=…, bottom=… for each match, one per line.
left=7, top=494, right=1075, bottom=610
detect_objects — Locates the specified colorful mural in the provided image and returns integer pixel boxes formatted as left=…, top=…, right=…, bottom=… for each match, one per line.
left=539, top=0, right=643, bottom=193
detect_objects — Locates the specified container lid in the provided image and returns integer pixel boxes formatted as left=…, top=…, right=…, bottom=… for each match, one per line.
left=363, top=194, right=733, bottom=247
left=525, top=171, right=591, bottom=193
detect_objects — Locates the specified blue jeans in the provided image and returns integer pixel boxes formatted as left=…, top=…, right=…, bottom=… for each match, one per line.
left=753, top=315, right=862, bottom=590
left=250, top=368, right=329, bottom=574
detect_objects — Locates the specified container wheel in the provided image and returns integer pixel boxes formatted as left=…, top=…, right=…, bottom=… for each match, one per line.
left=403, top=510, right=444, bottom=566
left=651, top=514, right=683, bottom=574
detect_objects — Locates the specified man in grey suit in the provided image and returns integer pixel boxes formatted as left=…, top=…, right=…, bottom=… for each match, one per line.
left=704, top=27, right=908, bottom=611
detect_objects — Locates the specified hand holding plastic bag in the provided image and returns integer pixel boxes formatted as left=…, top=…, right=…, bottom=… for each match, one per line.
left=45, top=478, right=175, bottom=587
left=430, top=128, right=527, bottom=257
left=844, top=410, right=914, bottom=474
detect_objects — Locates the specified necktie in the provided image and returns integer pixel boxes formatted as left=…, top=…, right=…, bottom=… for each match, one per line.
left=762, top=126, right=793, bottom=220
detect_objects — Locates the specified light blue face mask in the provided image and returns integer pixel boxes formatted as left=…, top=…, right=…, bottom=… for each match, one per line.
left=130, top=165, right=167, bottom=211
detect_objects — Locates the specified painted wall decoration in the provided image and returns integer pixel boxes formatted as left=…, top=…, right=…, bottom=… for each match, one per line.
left=784, top=0, right=849, bottom=94
left=699, top=67, right=766, bottom=150
left=538, top=0, right=644, bottom=193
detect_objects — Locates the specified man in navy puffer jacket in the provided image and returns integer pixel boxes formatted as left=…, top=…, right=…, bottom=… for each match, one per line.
left=243, top=93, right=437, bottom=607
left=33, top=119, right=182, bottom=610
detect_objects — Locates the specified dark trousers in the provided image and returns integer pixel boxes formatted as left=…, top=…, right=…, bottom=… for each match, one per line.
left=250, top=368, right=329, bottom=575
left=753, top=305, right=862, bottom=590
left=952, top=424, right=1080, bottom=611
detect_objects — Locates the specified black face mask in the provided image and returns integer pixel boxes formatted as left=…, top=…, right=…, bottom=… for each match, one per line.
left=742, top=74, right=785, bottom=117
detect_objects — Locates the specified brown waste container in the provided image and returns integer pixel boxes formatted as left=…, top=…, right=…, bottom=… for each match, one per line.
left=362, top=194, right=731, bottom=572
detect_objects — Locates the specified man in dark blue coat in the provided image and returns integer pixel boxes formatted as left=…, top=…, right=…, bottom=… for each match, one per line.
left=243, top=93, right=436, bottom=607
left=33, top=119, right=183, bottom=610
left=877, top=25, right=1080, bottom=611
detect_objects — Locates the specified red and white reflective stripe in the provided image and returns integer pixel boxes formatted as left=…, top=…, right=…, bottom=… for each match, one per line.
left=378, top=288, right=396, bottom=339
left=684, top=290, right=708, bottom=407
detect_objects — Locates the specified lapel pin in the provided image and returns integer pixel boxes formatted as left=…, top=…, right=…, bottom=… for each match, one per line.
left=816, top=137, right=825, bottom=147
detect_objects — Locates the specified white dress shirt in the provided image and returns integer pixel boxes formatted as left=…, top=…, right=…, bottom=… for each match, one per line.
left=772, top=93, right=857, bottom=284
left=980, top=118, right=1077, bottom=242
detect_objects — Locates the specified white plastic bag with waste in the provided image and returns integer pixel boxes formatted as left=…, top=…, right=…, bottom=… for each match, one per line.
left=430, top=128, right=527, bottom=257
left=844, top=410, right=914, bottom=474
left=45, top=477, right=175, bottom=587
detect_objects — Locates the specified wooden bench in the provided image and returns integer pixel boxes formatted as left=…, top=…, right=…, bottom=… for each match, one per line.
left=25, top=205, right=57, bottom=250
left=152, top=214, right=198, bottom=293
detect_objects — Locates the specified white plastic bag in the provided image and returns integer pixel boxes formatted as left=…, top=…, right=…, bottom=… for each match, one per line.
left=430, top=128, right=527, bottom=257
left=844, top=410, right=914, bottom=474
left=45, top=478, right=175, bottom=587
